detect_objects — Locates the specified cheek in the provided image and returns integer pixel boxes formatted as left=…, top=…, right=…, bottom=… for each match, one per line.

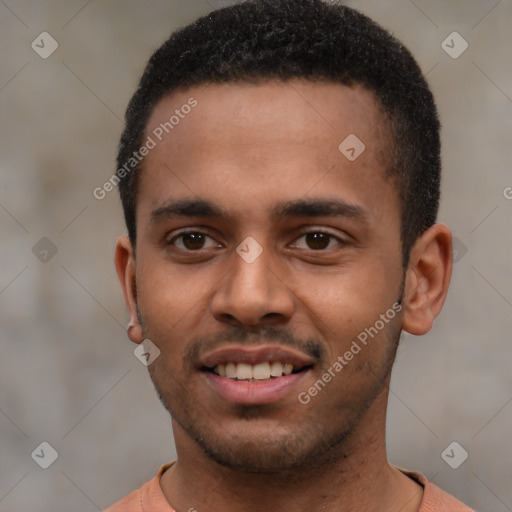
left=135, top=259, right=209, bottom=339
left=290, top=260, right=397, bottom=326
left=287, top=264, right=402, bottom=375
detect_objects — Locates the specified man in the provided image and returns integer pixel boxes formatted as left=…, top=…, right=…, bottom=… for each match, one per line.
left=107, top=0, right=474, bottom=510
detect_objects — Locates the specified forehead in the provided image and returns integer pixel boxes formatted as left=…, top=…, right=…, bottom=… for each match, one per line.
left=137, top=80, right=397, bottom=229
left=146, top=79, right=387, bottom=153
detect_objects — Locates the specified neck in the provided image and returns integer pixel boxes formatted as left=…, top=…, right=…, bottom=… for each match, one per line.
left=160, top=386, right=423, bottom=512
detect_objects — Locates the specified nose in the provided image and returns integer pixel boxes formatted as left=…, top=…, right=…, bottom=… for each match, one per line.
left=210, top=243, right=296, bottom=328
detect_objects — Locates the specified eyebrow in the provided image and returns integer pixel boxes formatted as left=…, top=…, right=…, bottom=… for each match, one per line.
left=150, top=198, right=368, bottom=223
left=151, top=199, right=229, bottom=222
left=272, top=198, right=367, bottom=220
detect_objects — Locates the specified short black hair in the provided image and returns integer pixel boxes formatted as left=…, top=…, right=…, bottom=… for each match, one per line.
left=117, top=0, right=441, bottom=266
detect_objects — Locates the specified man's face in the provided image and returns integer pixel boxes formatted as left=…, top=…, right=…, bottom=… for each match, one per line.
left=127, top=80, right=405, bottom=472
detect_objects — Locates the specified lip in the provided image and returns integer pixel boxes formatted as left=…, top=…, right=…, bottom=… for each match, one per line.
left=199, top=344, right=314, bottom=405
left=203, top=370, right=311, bottom=405
left=200, top=345, right=315, bottom=369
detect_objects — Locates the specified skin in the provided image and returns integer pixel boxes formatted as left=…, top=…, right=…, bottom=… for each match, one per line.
left=115, top=80, right=453, bottom=512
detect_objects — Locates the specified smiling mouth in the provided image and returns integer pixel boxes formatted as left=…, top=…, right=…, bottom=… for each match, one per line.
left=202, top=361, right=312, bottom=381
left=200, top=346, right=315, bottom=404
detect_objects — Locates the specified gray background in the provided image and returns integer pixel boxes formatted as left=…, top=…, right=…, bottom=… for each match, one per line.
left=1, top=0, right=511, bottom=510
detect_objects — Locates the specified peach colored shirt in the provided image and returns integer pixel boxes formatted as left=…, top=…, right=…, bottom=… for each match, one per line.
left=104, top=463, right=474, bottom=512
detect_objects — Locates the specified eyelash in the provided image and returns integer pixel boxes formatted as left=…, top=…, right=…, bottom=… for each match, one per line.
left=166, top=229, right=345, bottom=252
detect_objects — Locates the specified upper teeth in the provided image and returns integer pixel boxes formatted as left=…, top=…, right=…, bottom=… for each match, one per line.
left=214, top=362, right=294, bottom=380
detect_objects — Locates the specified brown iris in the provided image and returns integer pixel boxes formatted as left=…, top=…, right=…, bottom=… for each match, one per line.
left=182, top=232, right=206, bottom=250
left=305, top=233, right=331, bottom=250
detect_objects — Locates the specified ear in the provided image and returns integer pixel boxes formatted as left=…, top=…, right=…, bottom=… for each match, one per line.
left=402, top=223, right=453, bottom=335
left=114, top=235, right=144, bottom=344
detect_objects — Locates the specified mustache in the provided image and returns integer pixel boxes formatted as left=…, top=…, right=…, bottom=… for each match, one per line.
left=184, top=325, right=327, bottom=367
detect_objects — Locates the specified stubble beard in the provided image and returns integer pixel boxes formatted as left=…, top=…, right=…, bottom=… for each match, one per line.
left=146, top=321, right=402, bottom=475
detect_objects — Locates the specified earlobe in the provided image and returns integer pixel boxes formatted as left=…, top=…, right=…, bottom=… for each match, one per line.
left=401, top=224, right=453, bottom=336
left=114, top=235, right=144, bottom=344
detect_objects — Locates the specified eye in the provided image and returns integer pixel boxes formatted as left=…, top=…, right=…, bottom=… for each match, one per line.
left=168, top=231, right=220, bottom=251
left=292, top=231, right=343, bottom=251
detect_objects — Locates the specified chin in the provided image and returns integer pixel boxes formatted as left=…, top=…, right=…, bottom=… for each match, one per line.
left=201, top=437, right=307, bottom=473
left=175, top=412, right=354, bottom=474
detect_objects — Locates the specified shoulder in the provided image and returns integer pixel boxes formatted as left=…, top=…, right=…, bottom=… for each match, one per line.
left=104, top=487, right=143, bottom=512
left=103, top=464, right=175, bottom=512
left=421, top=480, right=475, bottom=512
left=399, top=469, right=475, bottom=512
